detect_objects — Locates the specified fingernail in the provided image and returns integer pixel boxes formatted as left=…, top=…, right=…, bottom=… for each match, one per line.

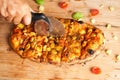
left=23, top=14, right=31, bottom=25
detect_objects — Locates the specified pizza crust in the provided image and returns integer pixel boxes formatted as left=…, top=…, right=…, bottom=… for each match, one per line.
left=9, top=19, right=105, bottom=64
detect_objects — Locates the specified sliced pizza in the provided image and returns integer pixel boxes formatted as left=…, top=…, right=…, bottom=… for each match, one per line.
left=9, top=18, right=104, bottom=64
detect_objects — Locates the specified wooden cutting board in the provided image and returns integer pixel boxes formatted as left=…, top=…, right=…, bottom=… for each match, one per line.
left=0, top=0, right=120, bottom=80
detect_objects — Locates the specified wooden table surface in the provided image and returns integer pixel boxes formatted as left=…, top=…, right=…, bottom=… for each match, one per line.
left=0, top=0, right=120, bottom=80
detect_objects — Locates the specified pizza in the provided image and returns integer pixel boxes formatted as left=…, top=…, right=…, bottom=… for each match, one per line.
left=9, top=18, right=104, bottom=64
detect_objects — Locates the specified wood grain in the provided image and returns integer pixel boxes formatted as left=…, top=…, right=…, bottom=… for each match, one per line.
left=42, top=0, right=120, bottom=27
left=0, top=0, right=120, bottom=80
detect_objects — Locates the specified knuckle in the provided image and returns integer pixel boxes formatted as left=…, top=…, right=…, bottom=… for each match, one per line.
left=13, top=17, right=22, bottom=24
left=1, top=8, right=6, bottom=17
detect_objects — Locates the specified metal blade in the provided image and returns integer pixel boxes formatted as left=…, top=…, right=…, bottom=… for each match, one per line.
left=34, top=19, right=50, bottom=36
left=34, top=17, right=65, bottom=37
left=48, top=16, right=65, bottom=37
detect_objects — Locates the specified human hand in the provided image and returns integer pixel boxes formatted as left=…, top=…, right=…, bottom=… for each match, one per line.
left=0, top=0, right=32, bottom=25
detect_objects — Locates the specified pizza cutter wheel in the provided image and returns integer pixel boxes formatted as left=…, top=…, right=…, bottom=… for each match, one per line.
left=31, top=12, right=65, bottom=37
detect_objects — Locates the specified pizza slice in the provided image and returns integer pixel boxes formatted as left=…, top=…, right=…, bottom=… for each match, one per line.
left=9, top=18, right=104, bottom=64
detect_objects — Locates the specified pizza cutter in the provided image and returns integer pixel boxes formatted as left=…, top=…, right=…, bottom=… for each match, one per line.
left=31, top=12, right=65, bottom=37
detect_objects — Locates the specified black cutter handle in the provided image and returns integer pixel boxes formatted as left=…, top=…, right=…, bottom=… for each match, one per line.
left=31, top=12, right=50, bottom=25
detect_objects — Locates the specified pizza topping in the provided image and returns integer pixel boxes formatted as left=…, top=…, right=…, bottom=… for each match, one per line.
left=90, top=9, right=99, bottom=16
left=90, top=18, right=96, bottom=24
left=19, top=47, right=25, bottom=51
left=99, top=4, right=104, bottom=8
left=106, top=24, right=112, bottom=29
left=105, top=49, right=112, bottom=55
left=90, top=66, right=101, bottom=74
left=25, top=43, right=31, bottom=50
left=35, top=0, right=44, bottom=5
left=108, top=6, right=115, bottom=12
left=72, top=12, right=84, bottom=20
left=17, top=23, right=24, bottom=29
left=116, top=55, right=120, bottom=61
left=88, top=49, right=94, bottom=55
left=58, top=2, right=68, bottom=9
left=78, top=21, right=84, bottom=24
left=39, top=5, right=45, bottom=13
left=113, top=35, right=118, bottom=40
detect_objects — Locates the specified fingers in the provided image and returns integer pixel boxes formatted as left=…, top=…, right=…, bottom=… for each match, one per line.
left=23, top=12, right=31, bottom=25
left=7, top=4, right=16, bottom=16
left=5, top=16, right=14, bottom=22
left=13, top=7, right=32, bottom=25
left=13, top=15, right=22, bottom=25
left=0, top=0, right=32, bottom=25
left=0, top=2, right=8, bottom=17
left=5, top=5, right=16, bottom=22
left=1, top=8, right=8, bottom=17
left=4, top=4, right=16, bottom=23
left=22, top=5, right=32, bottom=25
